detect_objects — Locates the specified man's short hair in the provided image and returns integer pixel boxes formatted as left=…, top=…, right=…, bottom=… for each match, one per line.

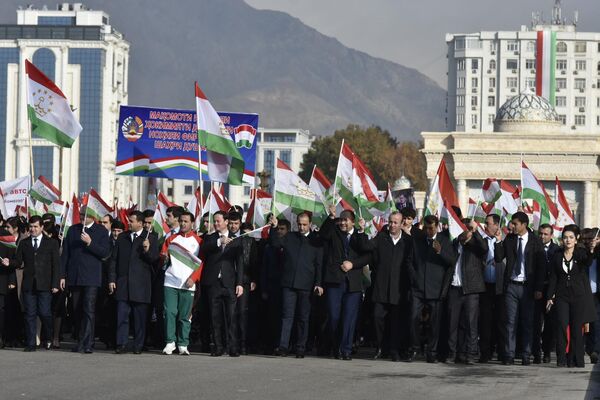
left=213, top=210, right=228, bottom=221
left=241, top=222, right=254, bottom=231
left=129, top=210, right=144, bottom=222
left=539, top=223, right=553, bottom=234
left=180, top=210, right=195, bottom=222
left=229, top=205, right=244, bottom=215
left=102, top=214, right=115, bottom=223
left=400, top=207, right=416, bottom=219
left=339, top=210, right=355, bottom=222
left=278, top=219, right=291, bottom=231
left=142, top=209, right=155, bottom=219
left=166, top=206, right=184, bottom=218
left=511, top=211, right=529, bottom=225
left=29, top=215, right=43, bottom=226
left=423, top=215, right=439, bottom=226
left=486, top=214, right=500, bottom=225
left=297, top=212, right=312, bottom=223
left=228, top=211, right=242, bottom=222
left=112, top=221, right=125, bottom=230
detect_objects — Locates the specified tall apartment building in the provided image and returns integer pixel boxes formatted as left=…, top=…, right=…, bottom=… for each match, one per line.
left=446, top=1, right=600, bottom=133
left=0, top=3, right=135, bottom=201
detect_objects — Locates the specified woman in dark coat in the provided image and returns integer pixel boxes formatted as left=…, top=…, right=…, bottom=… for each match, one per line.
left=546, top=224, right=596, bottom=367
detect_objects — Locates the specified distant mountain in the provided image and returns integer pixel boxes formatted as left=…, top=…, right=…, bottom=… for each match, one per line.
left=2, top=0, right=446, bottom=139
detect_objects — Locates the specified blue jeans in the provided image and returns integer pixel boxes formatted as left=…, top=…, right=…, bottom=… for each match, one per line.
left=505, top=282, right=534, bottom=358
left=326, top=279, right=362, bottom=356
left=22, top=290, right=52, bottom=347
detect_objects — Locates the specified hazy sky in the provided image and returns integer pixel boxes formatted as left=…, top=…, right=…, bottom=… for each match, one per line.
left=246, top=0, right=600, bottom=88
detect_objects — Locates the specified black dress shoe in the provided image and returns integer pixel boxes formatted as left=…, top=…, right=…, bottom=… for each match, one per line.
left=274, top=347, right=288, bottom=357
left=115, top=346, right=127, bottom=354
left=391, top=353, right=401, bottom=362
left=590, top=352, right=598, bottom=364
left=522, top=357, right=531, bottom=366
left=478, top=357, right=489, bottom=364
left=427, top=354, right=438, bottom=364
left=334, top=352, right=342, bottom=360
left=84, top=348, right=94, bottom=354
left=341, top=354, right=352, bottom=361
left=133, top=349, right=142, bottom=355
left=533, top=355, right=541, bottom=364
left=373, top=348, right=383, bottom=360
left=241, top=347, right=248, bottom=356
left=405, top=351, right=415, bottom=362
left=296, top=353, right=305, bottom=359
left=503, top=357, right=515, bottom=365
left=211, top=350, right=223, bottom=357
left=229, top=351, right=240, bottom=357
left=23, top=346, right=36, bottom=352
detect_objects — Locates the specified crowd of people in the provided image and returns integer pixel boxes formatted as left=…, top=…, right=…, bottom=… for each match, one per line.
left=0, top=202, right=598, bottom=368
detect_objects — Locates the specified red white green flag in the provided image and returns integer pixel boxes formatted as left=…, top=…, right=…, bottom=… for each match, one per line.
left=535, top=30, right=557, bottom=106
left=333, top=141, right=360, bottom=211
left=0, top=234, right=16, bottom=249
left=521, top=161, right=558, bottom=226
left=151, top=204, right=170, bottom=238
left=157, top=191, right=176, bottom=219
left=442, top=200, right=467, bottom=240
left=62, top=194, right=81, bottom=239
left=554, top=177, right=576, bottom=236
left=481, top=178, right=501, bottom=204
left=425, top=159, right=460, bottom=222
left=47, top=200, right=66, bottom=224
left=195, top=82, right=245, bottom=185
left=245, top=189, right=272, bottom=228
left=29, top=175, right=61, bottom=205
left=84, top=189, right=113, bottom=221
left=26, top=60, right=82, bottom=147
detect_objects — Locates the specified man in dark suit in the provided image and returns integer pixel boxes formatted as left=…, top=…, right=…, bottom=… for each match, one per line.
left=533, top=223, right=559, bottom=363
left=478, top=214, right=507, bottom=363
left=319, top=205, right=369, bottom=360
left=109, top=211, right=159, bottom=354
left=582, top=228, right=600, bottom=363
left=269, top=212, right=323, bottom=358
left=4, top=216, right=60, bottom=351
left=411, top=214, right=457, bottom=363
left=201, top=211, right=244, bottom=357
left=360, top=211, right=414, bottom=361
left=60, top=206, right=111, bottom=353
left=495, top=211, right=545, bottom=365
left=441, top=218, right=487, bottom=365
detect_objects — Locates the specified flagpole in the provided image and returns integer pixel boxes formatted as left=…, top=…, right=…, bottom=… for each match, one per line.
left=82, top=188, right=90, bottom=232
left=520, top=154, right=525, bottom=208
left=470, top=194, right=481, bottom=220
left=252, top=188, right=258, bottom=228
left=28, top=120, right=35, bottom=179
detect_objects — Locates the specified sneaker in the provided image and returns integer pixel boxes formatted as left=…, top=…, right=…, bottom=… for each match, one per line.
left=179, top=346, right=190, bottom=356
left=162, top=342, right=176, bottom=355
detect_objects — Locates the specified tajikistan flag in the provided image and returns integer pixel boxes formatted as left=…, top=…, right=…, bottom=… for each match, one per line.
left=425, top=159, right=460, bottom=222
left=151, top=204, right=169, bottom=239
left=85, top=189, right=113, bottom=221
left=26, top=60, right=82, bottom=147
left=554, top=177, right=576, bottom=237
left=535, top=30, right=557, bottom=106
left=333, top=141, right=359, bottom=211
left=30, top=176, right=61, bottom=205
left=195, top=82, right=245, bottom=185
left=521, top=162, right=558, bottom=226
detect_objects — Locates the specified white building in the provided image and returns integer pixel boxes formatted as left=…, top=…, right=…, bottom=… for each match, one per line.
left=0, top=3, right=135, bottom=203
left=161, top=128, right=314, bottom=212
left=446, top=1, right=600, bottom=133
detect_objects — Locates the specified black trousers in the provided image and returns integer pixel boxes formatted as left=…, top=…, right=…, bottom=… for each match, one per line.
left=373, top=302, right=400, bottom=354
left=411, top=296, right=441, bottom=356
left=279, top=287, right=311, bottom=352
left=116, top=300, right=148, bottom=350
left=22, top=290, right=52, bottom=347
left=207, top=283, right=238, bottom=353
left=234, top=283, right=250, bottom=350
left=0, top=293, right=5, bottom=343
left=447, top=287, right=479, bottom=357
left=532, top=286, right=555, bottom=358
left=555, top=298, right=586, bottom=367
left=71, top=286, right=98, bottom=350
left=478, top=283, right=506, bottom=360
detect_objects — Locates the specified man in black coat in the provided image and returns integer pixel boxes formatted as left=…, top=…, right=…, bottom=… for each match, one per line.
left=269, top=213, right=323, bottom=358
left=0, top=226, right=16, bottom=349
left=411, top=214, right=457, bottom=363
left=109, top=211, right=159, bottom=354
left=361, top=211, right=414, bottom=361
left=4, top=216, right=60, bottom=351
left=319, top=205, right=370, bottom=360
left=441, top=218, right=487, bottom=364
left=494, top=211, right=546, bottom=365
left=60, top=206, right=111, bottom=353
left=201, top=211, right=244, bottom=357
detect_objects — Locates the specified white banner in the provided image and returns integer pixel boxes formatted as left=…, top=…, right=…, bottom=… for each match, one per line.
left=0, top=176, right=30, bottom=217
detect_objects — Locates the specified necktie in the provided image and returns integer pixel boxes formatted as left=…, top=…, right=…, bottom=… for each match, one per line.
left=33, top=238, right=38, bottom=251
left=343, top=234, right=351, bottom=257
left=515, top=237, right=523, bottom=277
left=427, top=238, right=433, bottom=247
left=133, top=233, right=138, bottom=242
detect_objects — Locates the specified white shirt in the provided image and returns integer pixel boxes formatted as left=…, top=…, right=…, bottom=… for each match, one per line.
left=511, top=232, right=529, bottom=282
left=84, top=222, right=94, bottom=230
left=130, top=229, right=143, bottom=242
left=452, top=244, right=463, bottom=287
left=483, top=234, right=497, bottom=283
left=31, top=234, right=43, bottom=249
left=390, top=232, right=402, bottom=245
left=563, top=257, right=573, bottom=274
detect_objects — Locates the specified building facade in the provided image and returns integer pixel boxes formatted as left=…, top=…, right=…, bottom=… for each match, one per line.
left=0, top=4, right=135, bottom=202
left=446, top=2, right=600, bottom=134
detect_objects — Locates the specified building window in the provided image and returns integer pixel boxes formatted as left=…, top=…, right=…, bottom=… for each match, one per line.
left=487, top=96, right=495, bottom=107
left=506, top=77, right=518, bottom=88
left=575, top=97, right=586, bottom=107
left=525, top=59, right=536, bottom=70
left=598, top=43, right=600, bottom=53
left=557, top=42, right=567, bottom=53
left=263, top=150, right=275, bottom=192
left=455, top=38, right=465, bottom=50
left=264, top=133, right=295, bottom=142
left=597, top=97, right=600, bottom=107
left=471, top=77, right=478, bottom=88
left=525, top=78, right=536, bottom=90
left=457, top=77, right=465, bottom=89
left=507, top=41, right=519, bottom=52
left=489, top=59, right=496, bottom=70
left=488, top=114, right=495, bottom=124
left=489, top=77, right=496, bottom=88
left=466, top=38, right=482, bottom=49
left=526, top=41, right=536, bottom=52
left=575, top=42, right=587, bottom=53
left=471, top=96, right=478, bottom=106
left=457, top=95, right=465, bottom=107
left=471, top=59, right=479, bottom=70
left=38, top=16, right=76, bottom=26
left=184, top=185, right=193, bottom=195
left=279, top=150, right=291, bottom=166
left=167, top=188, right=173, bottom=197
left=575, top=115, right=586, bottom=125
left=575, top=60, right=586, bottom=71
left=489, top=41, right=497, bottom=53
left=457, top=114, right=465, bottom=126
left=575, top=79, right=586, bottom=90
left=597, top=116, right=600, bottom=126
left=556, top=96, right=567, bottom=107
left=471, top=114, right=478, bottom=125
left=558, top=115, right=566, bottom=125
left=556, top=78, right=567, bottom=89
left=457, top=59, right=466, bottom=70
left=556, top=59, right=567, bottom=70
left=506, top=59, right=518, bottom=70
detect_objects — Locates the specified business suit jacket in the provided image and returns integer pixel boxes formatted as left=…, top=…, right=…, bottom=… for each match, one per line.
left=269, top=228, right=323, bottom=291
left=10, top=235, right=60, bottom=292
left=363, top=231, right=414, bottom=305
left=61, top=223, right=111, bottom=288
left=547, top=247, right=596, bottom=323
left=442, top=231, right=488, bottom=297
left=201, top=231, right=243, bottom=288
left=240, top=235, right=259, bottom=285
left=495, top=230, right=546, bottom=293
left=542, top=241, right=560, bottom=284
left=412, top=230, right=457, bottom=300
left=318, top=216, right=370, bottom=293
left=109, top=230, right=159, bottom=304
